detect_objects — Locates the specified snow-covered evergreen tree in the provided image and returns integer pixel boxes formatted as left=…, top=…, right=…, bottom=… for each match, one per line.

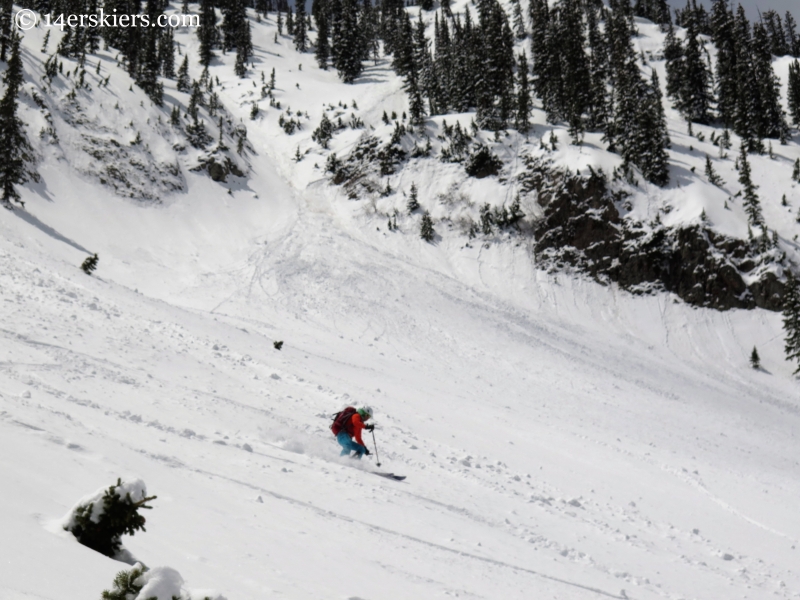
left=678, top=1, right=712, bottom=124
left=515, top=51, right=531, bottom=133
left=750, top=346, right=761, bottom=369
left=198, top=0, right=219, bottom=67
left=407, top=182, right=420, bottom=214
left=81, top=254, right=99, bottom=275
left=312, top=113, right=334, bottom=148
left=711, top=0, right=736, bottom=128
left=738, top=144, right=763, bottom=228
left=783, top=276, right=800, bottom=375
left=316, top=11, right=330, bottom=69
left=0, top=32, right=37, bottom=207
left=177, top=55, right=191, bottom=92
left=294, top=0, right=309, bottom=52
left=65, top=478, right=156, bottom=558
left=789, top=59, right=800, bottom=128
left=333, top=0, right=364, bottom=83
left=420, top=212, right=435, bottom=242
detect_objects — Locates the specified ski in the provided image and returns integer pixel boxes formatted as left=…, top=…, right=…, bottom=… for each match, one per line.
left=373, top=472, right=406, bottom=481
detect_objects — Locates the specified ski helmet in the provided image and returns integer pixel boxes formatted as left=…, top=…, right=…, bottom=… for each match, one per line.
left=358, top=406, right=373, bottom=420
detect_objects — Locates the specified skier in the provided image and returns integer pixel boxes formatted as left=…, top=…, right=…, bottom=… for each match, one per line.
left=331, top=406, right=374, bottom=458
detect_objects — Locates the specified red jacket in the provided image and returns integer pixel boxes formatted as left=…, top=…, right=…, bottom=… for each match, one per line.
left=347, top=413, right=366, bottom=446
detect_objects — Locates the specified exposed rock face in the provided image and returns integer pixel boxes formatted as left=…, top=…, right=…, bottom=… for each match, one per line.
left=191, top=155, right=246, bottom=183
left=523, top=156, right=786, bottom=311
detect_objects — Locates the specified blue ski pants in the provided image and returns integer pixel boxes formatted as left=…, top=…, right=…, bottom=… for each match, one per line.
left=337, top=431, right=367, bottom=458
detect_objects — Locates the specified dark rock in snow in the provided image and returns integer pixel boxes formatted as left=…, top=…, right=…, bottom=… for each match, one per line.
left=523, top=156, right=788, bottom=311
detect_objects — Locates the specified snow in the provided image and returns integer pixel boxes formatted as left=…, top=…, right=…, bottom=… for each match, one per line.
left=2, top=3, right=800, bottom=600
left=135, top=566, right=185, bottom=600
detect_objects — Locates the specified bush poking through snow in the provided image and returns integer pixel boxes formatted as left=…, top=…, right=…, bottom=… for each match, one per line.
left=273, top=340, right=284, bottom=350
left=102, top=563, right=225, bottom=600
left=65, top=478, right=156, bottom=558
left=81, top=253, right=99, bottom=275
left=464, top=145, right=502, bottom=179
left=101, top=564, right=147, bottom=600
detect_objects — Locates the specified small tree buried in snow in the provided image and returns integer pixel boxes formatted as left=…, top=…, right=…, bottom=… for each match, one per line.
left=102, top=563, right=223, bottom=600
left=81, top=253, right=99, bottom=275
left=420, top=212, right=435, bottom=242
left=406, top=182, right=420, bottom=214
left=750, top=346, right=761, bottom=370
left=64, top=478, right=156, bottom=558
left=312, top=113, right=334, bottom=149
left=102, top=564, right=147, bottom=600
left=464, top=145, right=502, bottom=179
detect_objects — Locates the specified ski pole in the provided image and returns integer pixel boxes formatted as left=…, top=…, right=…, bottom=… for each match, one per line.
left=371, top=429, right=381, bottom=467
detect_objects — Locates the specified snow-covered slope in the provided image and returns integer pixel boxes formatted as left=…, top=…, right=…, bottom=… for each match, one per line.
left=2, top=3, right=800, bottom=600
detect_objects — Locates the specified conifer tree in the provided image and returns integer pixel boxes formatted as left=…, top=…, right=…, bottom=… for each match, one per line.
left=137, top=0, right=164, bottom=106
left=471, top=0, right=515, bottom=130
left=101, top=565, right=149, bottom=600
left=752, top=22, right=789, bottom=142
left=160, top=28, right=176, bottom=79
left=391, top=11, right=414, bottom=78
left=788, top=59, right=800, bottom=127
left=786, top=12, right=800, bottom=57
left=312, top=113, right=334, bottom=148
left=510, top=0, right=526, bottom=39
left=515, top=51, right=531, bottom=133
left=634, top=0, right=671, bottom=25
left=559, top=0, right=591, bottom=142
left=223, top=0, right=251, bottom=61
left=606, top=0, right=670, bottom=185
left=637, top=70, right=671, bottom=185
left=316, top=11, right=330, bottom=69
left=407, top=183, right=420, bottom=213
left=586, top=3, right=608, bottom=131
left=235, top=42, right=247, bottom=77
left=188, top=80, right=203, bottom=122
left=529, top=0, right=552, bottom=106
left=255, top=0, right=270, bottom=17
left=793, top=158, right=800, bottom=183
left=711, top=0, right=737, bottom=128
left=333, top=0, right=364, bottom=83
left=294, top=0, right=308, bottom=52
left=411, top=15, right=435, bottom=115
left=177, top=55, right=191, bottom=92
left=198, top=0, right=219, bottom=67
left=0, top=33, right=36, bottom=208
left=420, top=211, right=435, bottom=242
left=0, top=1, right=13, bottom=62
left=783, top=275, right=800, bottom=374
left=705, top=154, right=723, bottom=186
left=81, top=253, right=99, bottom=275
left=664, top=21, right=684, bottom=101
left=286, top=6, right=295, bottom=36
left=732, top=6, right=759, bottom=152
left=68, top=479, right=156, bottom=558
left=678, top=0, right=712, bottom=124
left=737, top=144, right=763, bottom=227
left=763, top=10, right=788, bottom=56
left=749, top=346, right=761, bottom=369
